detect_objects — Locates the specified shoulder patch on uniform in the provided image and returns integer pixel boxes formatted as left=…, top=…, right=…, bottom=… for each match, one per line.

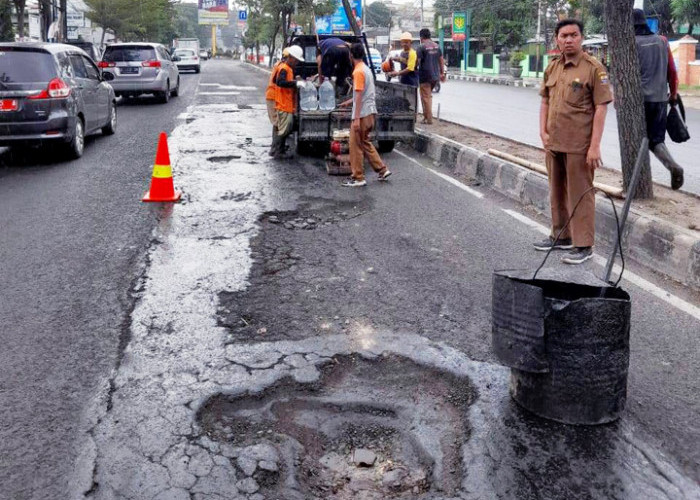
left=598, top=70, right=609, bottom=84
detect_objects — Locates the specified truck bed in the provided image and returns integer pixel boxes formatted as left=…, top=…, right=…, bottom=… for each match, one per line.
left=297, top=80, right=417, bottom=144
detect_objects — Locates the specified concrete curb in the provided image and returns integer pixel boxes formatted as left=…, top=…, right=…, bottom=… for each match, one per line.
left=411, top=130, right=700, bottom=291
left=446, top=73, right=539, bottom=88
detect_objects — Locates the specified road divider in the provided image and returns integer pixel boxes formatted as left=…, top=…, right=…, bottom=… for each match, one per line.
left=410, top=129, right=700, bottom=293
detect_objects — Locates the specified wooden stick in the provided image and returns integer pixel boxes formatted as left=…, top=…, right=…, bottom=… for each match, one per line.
left=487, top=149, right=624, bottom=199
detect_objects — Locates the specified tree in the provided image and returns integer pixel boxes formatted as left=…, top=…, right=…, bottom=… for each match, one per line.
left=605, top=0, right=653, bottom=198
left=12, top=0, right=25, bottom=39
left=365, top=1, right=392, bottom=28
left=84, top=0, right=125, bottom=45
left=672, top=0, right=700, bottom=35
left=0, top=0, right=13, bottom=41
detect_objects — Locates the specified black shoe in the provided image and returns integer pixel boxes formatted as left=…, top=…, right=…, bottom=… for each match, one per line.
left=533, top=237, right=573, bottom=252
left=561, top=247, right=594, bottom=265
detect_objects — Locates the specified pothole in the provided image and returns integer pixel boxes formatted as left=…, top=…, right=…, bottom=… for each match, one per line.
left=221, top=191, right=253, bottom=202
left=264, top=209, right=364, bottom=230
left=197, top=354, right=474, bottom=499
left=208, top=155, right=243, bottom=163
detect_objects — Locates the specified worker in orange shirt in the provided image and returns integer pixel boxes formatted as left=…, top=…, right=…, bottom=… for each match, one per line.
left=274, top=45, right=305, bottom=159
left=266, top=48, right=289, bottom=156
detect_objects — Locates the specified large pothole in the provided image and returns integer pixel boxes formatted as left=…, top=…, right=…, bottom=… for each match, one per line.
left=197, top=354, right=475, bottom=499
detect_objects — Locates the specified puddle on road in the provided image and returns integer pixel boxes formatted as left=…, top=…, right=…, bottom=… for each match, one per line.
left=198, top=354, right=474, bottom=499
left=208, top=155, right=243, bottom=163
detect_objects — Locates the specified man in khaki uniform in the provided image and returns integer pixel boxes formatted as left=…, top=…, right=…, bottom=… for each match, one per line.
left=534, top=18, right=613, bottom=265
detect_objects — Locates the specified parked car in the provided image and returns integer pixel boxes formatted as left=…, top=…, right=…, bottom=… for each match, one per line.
left=369, top=48, right=382, bottom=74
left=173, top=48, right=201, bottom=73
left=198, top=50, right=209, bottom=61
left=0, top=42, right=117, bottom=159
left=66, top=40, right=102, bottom=63
left=99, top=42, right=180, bottom=103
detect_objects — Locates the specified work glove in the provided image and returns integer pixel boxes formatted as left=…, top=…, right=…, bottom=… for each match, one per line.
left=296, top=81, right=305, bottom=89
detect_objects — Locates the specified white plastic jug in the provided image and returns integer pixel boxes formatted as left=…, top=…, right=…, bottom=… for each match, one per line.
left=299, top=81, right=319, bottom=111
left=318, top=79, right=335, bottom=111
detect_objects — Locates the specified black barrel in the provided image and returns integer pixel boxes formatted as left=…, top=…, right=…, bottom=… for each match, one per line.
left=492, top=269, right=631, bottom=425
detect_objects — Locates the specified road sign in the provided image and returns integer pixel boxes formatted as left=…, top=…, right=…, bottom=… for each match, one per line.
left=315, top=0, right=362, bottom=35
left=453, top=12, right=467, bottom=42
left=238, top=10, right=247, bottom=21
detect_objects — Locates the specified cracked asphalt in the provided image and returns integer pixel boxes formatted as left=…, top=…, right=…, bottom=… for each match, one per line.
left=1, top=60, right=699, bottom=500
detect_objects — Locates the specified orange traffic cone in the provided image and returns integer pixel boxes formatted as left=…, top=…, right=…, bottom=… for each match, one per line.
left=142, top=132, right=181, bottom=202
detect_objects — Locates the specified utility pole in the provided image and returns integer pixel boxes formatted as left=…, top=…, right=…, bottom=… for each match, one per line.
left=60, top=0, right=66, bottom=42
left=420, top=0, right=423, bottom=27
left=535, top=0, right=542, bottom=79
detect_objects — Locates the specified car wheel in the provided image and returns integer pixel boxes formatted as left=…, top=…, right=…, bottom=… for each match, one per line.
left=102, top=102, right=117, bottom=135
left=65, top=118, right=85, bottom=159
left=171, top=77, right=180, bottom=97
left=159, top=82, right=170, bottom=104
left=195, top=65, right=200, bottom=74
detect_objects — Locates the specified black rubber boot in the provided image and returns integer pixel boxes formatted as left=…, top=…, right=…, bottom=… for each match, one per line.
left=652, top=143, right=684, bottom=190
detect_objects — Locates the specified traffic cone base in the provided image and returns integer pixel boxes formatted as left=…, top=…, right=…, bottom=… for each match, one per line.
left=143, top=132, right=181, bottom=203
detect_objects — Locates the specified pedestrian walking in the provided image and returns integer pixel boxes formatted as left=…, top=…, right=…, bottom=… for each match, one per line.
left=340, top=43, right=391, bottom=187
left=388, top=33, right=419, bottom=87
left=534, top=19, right=613, bottom=265
left=266, top=48, right=288, bottom=156
left=633, top=8, right=684, bottom=190
left=317, top=37, right=353, bottom=96
left=274, top=45, right=305, bottom=160
left=416, top=28, right=446, bottom=124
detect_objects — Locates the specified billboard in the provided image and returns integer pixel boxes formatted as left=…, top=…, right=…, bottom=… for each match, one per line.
left=452, top=12, right=466, bottom=42
left=199, top=0, right=229, bottom=25
left=315, top=0, right=362, bottom=35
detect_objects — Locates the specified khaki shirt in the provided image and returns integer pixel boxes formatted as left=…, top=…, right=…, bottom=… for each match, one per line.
left=540, top=52, right=613, bottom=154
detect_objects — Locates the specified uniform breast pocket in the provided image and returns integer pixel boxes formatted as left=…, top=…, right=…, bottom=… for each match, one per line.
left=565, top=82, right=588, bottom=108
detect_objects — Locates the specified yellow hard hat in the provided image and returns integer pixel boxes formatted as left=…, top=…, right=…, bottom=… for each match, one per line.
left=400, top=32, right=413, bottom=41
left=282, top=47, right=290, bottom=56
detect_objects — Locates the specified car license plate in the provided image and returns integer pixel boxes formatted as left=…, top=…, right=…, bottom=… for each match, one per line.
left=120, top=67, right=138, bottom=74
left=0, top=99, right=18, bottom=111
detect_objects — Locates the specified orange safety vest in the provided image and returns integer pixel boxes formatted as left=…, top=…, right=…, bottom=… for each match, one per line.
left=265, top=62, right=282, bottom=101
left=275, top=62, right=296, bottom=114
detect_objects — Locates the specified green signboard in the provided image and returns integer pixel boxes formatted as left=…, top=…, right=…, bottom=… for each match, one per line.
left=453, top=12, right=467, bottom=41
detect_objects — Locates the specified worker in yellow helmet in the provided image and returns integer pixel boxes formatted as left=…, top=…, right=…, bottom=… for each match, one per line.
left=388, top=32, right=418, bottom=87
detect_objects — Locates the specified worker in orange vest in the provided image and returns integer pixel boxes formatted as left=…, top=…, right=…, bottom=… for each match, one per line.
left=266, top=48, right=289, bottom=156
left=274, top=45, right=305, bottom=159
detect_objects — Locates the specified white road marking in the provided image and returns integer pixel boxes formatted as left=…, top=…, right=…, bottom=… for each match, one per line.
left=394, top=149, right=484, bottom=199
left=502, top=209, right=700, bottom=321
left=199, top=91, right=241, bottom=96
left=199, top=84, right=256, bottom=91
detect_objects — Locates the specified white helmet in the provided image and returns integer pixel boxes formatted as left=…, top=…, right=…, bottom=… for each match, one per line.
left=286, top=45, right=304, bottom=62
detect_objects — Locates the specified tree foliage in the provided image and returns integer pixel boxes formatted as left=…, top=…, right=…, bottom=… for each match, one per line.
left=365, top=1, right=392, bottom=28
left=0, top=0, right=13, bottom=41
left=84, top=0, right=177, bottom=45
left=671, top=0, right=700, bottom=34
left=433, top=0, right=535, bottom=48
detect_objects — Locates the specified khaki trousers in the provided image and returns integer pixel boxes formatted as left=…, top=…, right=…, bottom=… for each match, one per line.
left=419, top=82, right=434, bottom=123
left=266, top=99, right=278, bottom=126
left=546, top=151, right=595, bottom=247
left=349, top=115, right=387, bottom=181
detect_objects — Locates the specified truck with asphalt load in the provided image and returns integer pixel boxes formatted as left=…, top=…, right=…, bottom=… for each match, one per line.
left=288, top=33, right=417, bottom=155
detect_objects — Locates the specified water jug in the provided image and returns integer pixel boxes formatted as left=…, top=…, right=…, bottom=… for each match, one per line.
left=299, top=81, right=318, bottom=111
left=318, top=79, right=335, bottom=111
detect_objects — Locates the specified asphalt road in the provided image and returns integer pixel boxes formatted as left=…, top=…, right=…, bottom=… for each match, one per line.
left=0, top=67, right=201, bottom=499
left=430, top=79, right=700, bottom=196
left=2, top=60, right=699, bottom=499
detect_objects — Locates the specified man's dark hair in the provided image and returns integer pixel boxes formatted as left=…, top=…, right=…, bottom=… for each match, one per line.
left=555, top=18, right=584, bottom=37
left=420, top=28, right=431, bottom=39
left=350, top=43, right=365, bottom=60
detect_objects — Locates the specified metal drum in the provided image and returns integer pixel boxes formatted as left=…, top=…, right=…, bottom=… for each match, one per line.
left=492, top=268, right=631, bottom=425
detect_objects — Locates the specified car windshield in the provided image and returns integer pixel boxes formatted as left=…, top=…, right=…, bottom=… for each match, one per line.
left=103, top=45, right=156, bottom=62
left=0, top=49, right=56, bottom=83
left=176, top=50, right=194, bottom=57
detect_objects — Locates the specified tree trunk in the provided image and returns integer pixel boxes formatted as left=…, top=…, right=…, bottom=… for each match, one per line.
left=605, top=0, right=653, bottom=199
left=13, top=0, right=25, bottom=39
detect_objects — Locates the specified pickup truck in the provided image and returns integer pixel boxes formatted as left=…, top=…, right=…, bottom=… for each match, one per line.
left=288, top=34, right=416, bottom=155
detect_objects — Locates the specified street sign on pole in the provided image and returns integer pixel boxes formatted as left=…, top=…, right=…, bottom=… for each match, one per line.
left=238, top=10, right=247, bottom=21
left=452, top=12, right=466, bottom=42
